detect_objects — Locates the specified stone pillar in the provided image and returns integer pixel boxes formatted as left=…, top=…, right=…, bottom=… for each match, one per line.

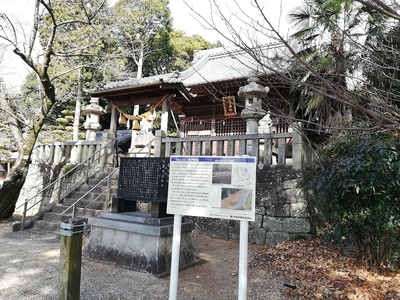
left=161, top=99, right=169, bottom=132
left=82, top=97, right=106, bottom=141
left=109, top=105, right=117, bottom=140
left=291, top=122, right=305, bottom=170
left=154, top=130, right=166, bottom=158
left=238, top=72, right=269, bottom=155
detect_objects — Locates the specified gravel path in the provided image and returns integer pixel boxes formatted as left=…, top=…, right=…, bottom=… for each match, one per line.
left=0, top=221, right=289, bottom=299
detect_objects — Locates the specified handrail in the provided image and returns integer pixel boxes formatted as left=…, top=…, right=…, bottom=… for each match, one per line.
left=61, top=138, right=155, bottom=222
left=61, top=167, right=119, bottom=222
left=17, top=138, right=115, bottom=230
left=130, top=137, right=155, bottom=158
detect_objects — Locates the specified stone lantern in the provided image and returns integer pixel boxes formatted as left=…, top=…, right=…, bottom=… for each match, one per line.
left=238, top=72, right=269, bottom=153
left=82, top=97, right=106, bottom=141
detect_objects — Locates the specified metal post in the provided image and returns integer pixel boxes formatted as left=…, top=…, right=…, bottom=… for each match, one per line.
left=85, top=159, right=90, bottom=184
left=58, top=221, right=85, bottom=300
left=20, top=201, right=28, bottom=232
left=169, top=214, right=182, bottom=300
left=72, top=204, right=77, bottom=220
left=106, top=175, right=111, bottom=206
left=56, top=177, right=64, bottom=203
left=238, top=220, right=249, bottom=300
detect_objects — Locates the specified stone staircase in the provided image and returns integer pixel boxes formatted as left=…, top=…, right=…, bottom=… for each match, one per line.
left=29, top=167, right=119, bottom=234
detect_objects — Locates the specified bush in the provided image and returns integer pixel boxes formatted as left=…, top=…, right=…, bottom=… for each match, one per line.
left=303, top=133, right=400, bottom=268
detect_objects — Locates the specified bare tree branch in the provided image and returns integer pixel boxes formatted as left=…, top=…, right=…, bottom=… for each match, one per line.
left=354, top=0, right=400, bottom=21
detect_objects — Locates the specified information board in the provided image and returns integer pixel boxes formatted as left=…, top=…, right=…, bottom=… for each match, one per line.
left=117, top=157, right=169, bottom=202
left=167, top=156, right=256, bottom=221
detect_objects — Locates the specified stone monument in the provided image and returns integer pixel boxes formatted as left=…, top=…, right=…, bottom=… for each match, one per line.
left=84, top=157, right=198, bottom=277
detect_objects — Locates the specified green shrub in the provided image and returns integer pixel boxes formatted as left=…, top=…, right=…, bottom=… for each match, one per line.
left=303, top=133, right=400, bottom=268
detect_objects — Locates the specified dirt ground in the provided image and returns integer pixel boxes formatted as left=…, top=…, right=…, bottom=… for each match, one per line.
left=0, top=219, right=289, bottom=300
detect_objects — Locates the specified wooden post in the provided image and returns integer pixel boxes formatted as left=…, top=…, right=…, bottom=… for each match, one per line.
left=58, top=221, right=85, bottom=300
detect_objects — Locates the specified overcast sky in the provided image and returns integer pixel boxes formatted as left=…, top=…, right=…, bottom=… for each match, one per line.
left=1, top=0, right=303, bottom=91
left=169, top=0, right=303, bottom=42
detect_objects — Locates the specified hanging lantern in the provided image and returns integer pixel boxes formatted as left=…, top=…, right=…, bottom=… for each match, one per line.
left=132, top=120, right=141, bottom=131
left=119, top=114, right=127, bottom=126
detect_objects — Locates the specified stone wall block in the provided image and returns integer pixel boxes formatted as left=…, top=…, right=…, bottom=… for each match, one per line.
left=255, top=206, right=266, bottom=215
left=283, top=179, right=300, bottom=190
left=265, top=231, right=290, bottom=246
left=192, top=217, right=230, bottom=239
left=227, top=219, right=240, bottom=241
left=282, top=187, right=303, bottom=204
left=266, top=204, right=291, bottom=217
left=259, top=192, right=279, bottom=206
left=249, top=226, right=266, bottom=244
left=290, top=202, right=308, bottom=218
left=281, top=217, right=311, bottom=233
left=263, top=216, right=283, bottom=232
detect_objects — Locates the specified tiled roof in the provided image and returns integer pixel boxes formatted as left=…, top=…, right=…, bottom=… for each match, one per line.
left=91, top=44, right=287, bottom=93
left=91, top=74, right=180, bottom=92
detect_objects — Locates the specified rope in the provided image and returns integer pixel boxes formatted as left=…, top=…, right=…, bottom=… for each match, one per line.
left=111, top=94, right=170, bottom=121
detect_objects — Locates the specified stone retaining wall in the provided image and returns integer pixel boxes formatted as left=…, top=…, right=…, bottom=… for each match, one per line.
left=191, top=165, right=312, bottom=246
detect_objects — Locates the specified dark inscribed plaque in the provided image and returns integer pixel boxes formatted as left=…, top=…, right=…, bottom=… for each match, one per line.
left=117, top=157, right=170, bottom=202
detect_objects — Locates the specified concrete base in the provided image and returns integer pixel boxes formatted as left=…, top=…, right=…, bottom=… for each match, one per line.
left=9, top=221, right=22, bottom=232
left=84, top=212, right=198, bottom=277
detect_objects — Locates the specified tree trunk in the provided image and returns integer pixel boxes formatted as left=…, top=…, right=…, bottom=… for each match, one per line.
left=0, top=169, right=27, bottom=219
left=73, top=68, right=83, bottom=141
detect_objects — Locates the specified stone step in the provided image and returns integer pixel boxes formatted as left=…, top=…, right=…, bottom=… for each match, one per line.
left=68, top=188, right=117, bottom=199
left=67, top=190, right=116, bottom=202
left=91, top=172, right=119, bottom=181
left=86, top=176, right=119, bottom=185
left=71, top=182, right=118, bottom=195
left=62, top=197, right=109, bottom=210
left=31, top=220, right=62, bottom=233
left=28, top=167, right=118, bottom=234
left=52, top=205, right=103, bottom=218
left=31, top=218, right=90, bottom=234
left=41, top=212, right=72, bottom=222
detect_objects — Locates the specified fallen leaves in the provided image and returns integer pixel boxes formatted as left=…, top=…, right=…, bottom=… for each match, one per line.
left=249, top=239, right=400, bottom=300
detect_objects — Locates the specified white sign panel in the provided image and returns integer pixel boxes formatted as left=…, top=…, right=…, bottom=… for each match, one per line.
left=167, top=156, right=256, bottom=221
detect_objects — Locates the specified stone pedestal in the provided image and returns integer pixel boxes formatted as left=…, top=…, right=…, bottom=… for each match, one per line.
left=84, top=212, right=198, bottom=277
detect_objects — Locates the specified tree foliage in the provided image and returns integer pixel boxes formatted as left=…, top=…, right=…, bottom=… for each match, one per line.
left=303, top=133, right=400, bottom=267
left=170, top=30, right=220, bottom=71
left=111, top=0, right=173, bottom=78
left=288, top=0, right=366, bottom=130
